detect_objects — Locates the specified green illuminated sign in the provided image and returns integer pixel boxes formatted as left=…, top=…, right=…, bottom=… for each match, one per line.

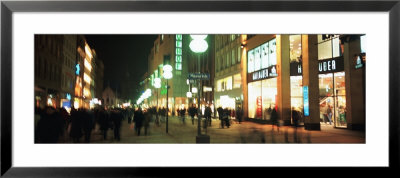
left=176, top=56, right=182, bottom=62
left=176, top=63, right=182, bottom=70
left=176, top=41, right=182, bottom=48
left=175, top=34, right=183, bottom=70
left=176, top=35, right=182, bottom=40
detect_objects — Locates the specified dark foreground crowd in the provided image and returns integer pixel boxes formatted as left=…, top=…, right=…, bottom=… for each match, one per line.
left=35, top=106, right=139, bottom=143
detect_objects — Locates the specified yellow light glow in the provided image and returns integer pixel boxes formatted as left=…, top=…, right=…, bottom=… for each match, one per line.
left=85, top=44, right=92, bottom=59
left=74, top=100, right=79, bottom=109
left=84, top=73, right=92, bottom=84
left=84, top=58, right=92, bottom=72
left=83, top=87, right=91, bottom=98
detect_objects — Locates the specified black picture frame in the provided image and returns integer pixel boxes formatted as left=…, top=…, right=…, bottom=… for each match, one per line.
left=1, top=0, right=399, bottom=177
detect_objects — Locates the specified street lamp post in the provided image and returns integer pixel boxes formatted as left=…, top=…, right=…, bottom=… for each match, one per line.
left=163, top=65, right=173, bottom=133
left=189, top=35, right=210, bottom=143
left=154, top=77, right=161, bottom=126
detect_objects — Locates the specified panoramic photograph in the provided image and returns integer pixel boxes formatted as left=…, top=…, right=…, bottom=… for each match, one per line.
left=34, top=34, right=366, bottom=144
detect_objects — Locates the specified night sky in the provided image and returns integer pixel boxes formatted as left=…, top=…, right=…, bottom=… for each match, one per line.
left=85, top=35, right=157, bottom=100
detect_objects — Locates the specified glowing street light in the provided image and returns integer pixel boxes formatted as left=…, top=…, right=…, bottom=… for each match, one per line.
left=189, top=35, right=210, bottom=141
left=189, top=35, right=208, bottom=53
left=162, top=64, right=173, bottom=133
left=186, top=92, right=192, bottom=98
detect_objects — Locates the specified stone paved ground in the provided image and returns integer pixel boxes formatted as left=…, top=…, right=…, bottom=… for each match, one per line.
left=59, top=116, right=365, bottom=144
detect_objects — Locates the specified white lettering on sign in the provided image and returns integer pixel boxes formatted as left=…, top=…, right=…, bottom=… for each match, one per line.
left=252, top=69, right=268, bottom=81
left=319, top=59, right=337, bottom=72
left=297, top=65, right=302, bottom=73
left=328, top=61, right=331, bottom=70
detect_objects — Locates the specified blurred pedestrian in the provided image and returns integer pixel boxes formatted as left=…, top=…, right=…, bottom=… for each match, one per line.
left=326, top=105, right=333, bottom=125
left=112, top=109, right=123, bottom=141
left=217, top=106, right=224, bottom=128
left=223, top=108, right=230, bottom=128
left=144, top=110, right=151, bottom=136
left=34, top=106, right=43, bottom=143
left=180, top=108, right=186, bottom=125
left=270, top=107, right=279, bottom=132
left=98, top=108, right=109, bottom=140
left=69, top=108, right=83, bottom=143
left=36, top=106, right=64, bottom=143
left=205, top=105, right=212, bottom=127
left=236, top=106, right=243, bottom=124
left=189, top=105, right=196, bottom=125
left=82, top=109, right=95, bottom=143
left=134, top=107, right=144, bottom=136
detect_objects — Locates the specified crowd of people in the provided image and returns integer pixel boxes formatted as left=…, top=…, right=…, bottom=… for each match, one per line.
left=35, top=106, right=136, bottom=143
left=34, top=104, right=267, bottom=143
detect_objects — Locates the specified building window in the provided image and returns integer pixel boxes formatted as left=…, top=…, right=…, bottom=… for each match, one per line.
left=233, top=73, right=242, bottom=88
left=216, top=57, right=220, bottom=72
left=248, top=38, right=276, bottom=73
left=230, top=34, right=236, bottom=41
left=254, top=46, right=261, bottom=71
left=290, top=35, right=302, bottom=63
left=360, top=35, right=366, bottom=53
left=231, top=49, right=236, bottom=65
left=237, top=47, right=241, bottom=63
left=318, top=35, right=341, bottom=60
left=226, top=53, right=230, bottom=68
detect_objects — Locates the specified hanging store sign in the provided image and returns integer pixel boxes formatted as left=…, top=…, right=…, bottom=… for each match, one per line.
left=188, top=73, right=210, bottom=80
left=318, top=57, right=344, bottom=74
left=355, top=54, right=365, bottom=69
left=176, top=34, right=183, bottom=70
left=75, top=64, right=80, bottom=75
left=247, top=65, right=278, bottom=83
left=290, top=61, right=302, bottom=76
left=303, top=86, right=309, bottom=116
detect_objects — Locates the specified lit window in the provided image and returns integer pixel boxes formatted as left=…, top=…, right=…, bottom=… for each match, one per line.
left=84, top=58, right=92, bottom=72
left=233, top=73, right=242, bottom=88
left=84, top=73, right=91, bottom=84
left=318, top=35, right=341, bottom=60
left=360, top=35, right=366, bottom=53
left=289, top=35, right=302, bottom=63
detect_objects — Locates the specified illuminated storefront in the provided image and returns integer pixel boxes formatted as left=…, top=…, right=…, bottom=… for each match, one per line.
left=247, top=38, right=278, bottom=120
left=243, top=34, right=365, bottom=130
left=214, top=73, right=243, bottom=115
left=289, top=35, right=304, bottom=125
left=317, top=35, right=347, bottom=128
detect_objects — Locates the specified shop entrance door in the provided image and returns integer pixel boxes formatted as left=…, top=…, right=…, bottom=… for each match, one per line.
left=318, top=72, right=347, bottom=128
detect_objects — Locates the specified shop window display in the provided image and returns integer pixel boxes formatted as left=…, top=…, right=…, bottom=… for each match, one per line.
left=248, top=81, right=261, bottom=119
left=262, top=78, right=277, bottom=120
left=318, top=72, right=347, bottom=128
left=289, top=35, right=302, bottom=62
left=247, top=38, right=277, bottom=74
left=248, top=78, right=277, bottom=120
left=290, top=76, right=303, bottom=124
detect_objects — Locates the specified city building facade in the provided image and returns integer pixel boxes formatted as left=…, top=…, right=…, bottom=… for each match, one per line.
left=243, top=34, right=366, bottom=130
left=214, top=34, right=243, bottom=115
left=145, top=35, right=190, bottom=114
left=35, top=35, right=65, bottom=109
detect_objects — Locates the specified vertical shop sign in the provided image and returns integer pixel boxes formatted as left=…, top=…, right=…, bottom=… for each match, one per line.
left=303, top=86, right=309, bottom=116
left=256, top=96, right=262, bottom=118
left=176, top=34, right=183, bottom=70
